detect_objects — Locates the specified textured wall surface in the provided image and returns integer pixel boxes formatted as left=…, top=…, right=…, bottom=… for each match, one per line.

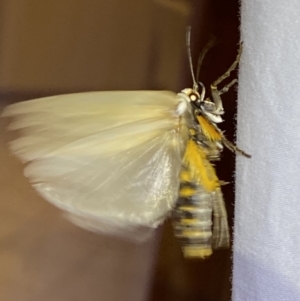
left=233, top=0, right=300, bottom=300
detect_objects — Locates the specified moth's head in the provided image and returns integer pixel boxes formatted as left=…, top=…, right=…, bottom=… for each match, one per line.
left=181, top=88, right=200, bottom=103
left=181, top=87, right=224, bottom=123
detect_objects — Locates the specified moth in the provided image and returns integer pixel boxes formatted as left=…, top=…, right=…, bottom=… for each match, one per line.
left=2, top=32, right=250, bottom=259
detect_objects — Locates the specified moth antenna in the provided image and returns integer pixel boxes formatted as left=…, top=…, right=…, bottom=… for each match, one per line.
left=186, top=26, right=198, bottom=91
left=196, top=36, right=216, bottom=83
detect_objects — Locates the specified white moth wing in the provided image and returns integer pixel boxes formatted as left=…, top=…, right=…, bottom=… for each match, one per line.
left=3, top=91, right=188, bottom=239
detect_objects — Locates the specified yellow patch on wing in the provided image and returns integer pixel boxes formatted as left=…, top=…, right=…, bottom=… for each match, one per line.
left=183, top=139, right=219, bottom=192
left=197, top=115, right=222, bottom=141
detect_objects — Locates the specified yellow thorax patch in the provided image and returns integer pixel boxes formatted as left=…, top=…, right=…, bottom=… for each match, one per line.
left=183, top=139, right=220, bottom=192
left=197, top=115, right=222, bottom=141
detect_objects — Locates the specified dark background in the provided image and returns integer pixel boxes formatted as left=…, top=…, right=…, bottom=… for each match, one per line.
left=151, top=1, right=240, bottom=300
left=0, top=1, right=240, bottom=300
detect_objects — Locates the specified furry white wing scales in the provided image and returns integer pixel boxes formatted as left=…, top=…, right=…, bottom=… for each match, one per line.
left=3, top=91, right=187, bottom=239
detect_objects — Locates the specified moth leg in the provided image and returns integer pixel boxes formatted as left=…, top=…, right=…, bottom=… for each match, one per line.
left=210, top=43, right=243, bottom=105
left=221, top=136, right=251, bottom=158
left=212, top=42, right=243, bottom=88
left=218, top=79, right=237, bottom=96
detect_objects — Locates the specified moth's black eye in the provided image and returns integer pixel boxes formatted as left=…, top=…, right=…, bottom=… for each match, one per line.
left=189, top=92, right=200, bottom=102
left=202, top=101, right=215, bottom=112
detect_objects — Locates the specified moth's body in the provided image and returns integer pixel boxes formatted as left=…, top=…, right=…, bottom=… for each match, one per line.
left=171, top=40, right=249, bottom=258
left=173, top=115, right=227, bottom=258
left=2, top=41, right=249, bottom=259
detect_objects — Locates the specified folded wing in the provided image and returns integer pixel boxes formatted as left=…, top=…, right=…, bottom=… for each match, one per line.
left=3, top=91, right=188, bottom=239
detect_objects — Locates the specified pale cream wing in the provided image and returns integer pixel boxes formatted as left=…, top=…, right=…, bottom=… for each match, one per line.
left=3, top=91, right=188, bottom=239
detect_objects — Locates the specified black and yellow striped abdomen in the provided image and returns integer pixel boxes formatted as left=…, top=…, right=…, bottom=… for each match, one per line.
left=172, top=139, right=229, bottom=259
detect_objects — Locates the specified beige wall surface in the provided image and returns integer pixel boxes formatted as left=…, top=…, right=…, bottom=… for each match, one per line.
left=0, top=0, right=188, bottom=94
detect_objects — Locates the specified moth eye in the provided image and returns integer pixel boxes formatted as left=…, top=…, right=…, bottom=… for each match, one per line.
left=189, top=92, right=199, bottom=102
